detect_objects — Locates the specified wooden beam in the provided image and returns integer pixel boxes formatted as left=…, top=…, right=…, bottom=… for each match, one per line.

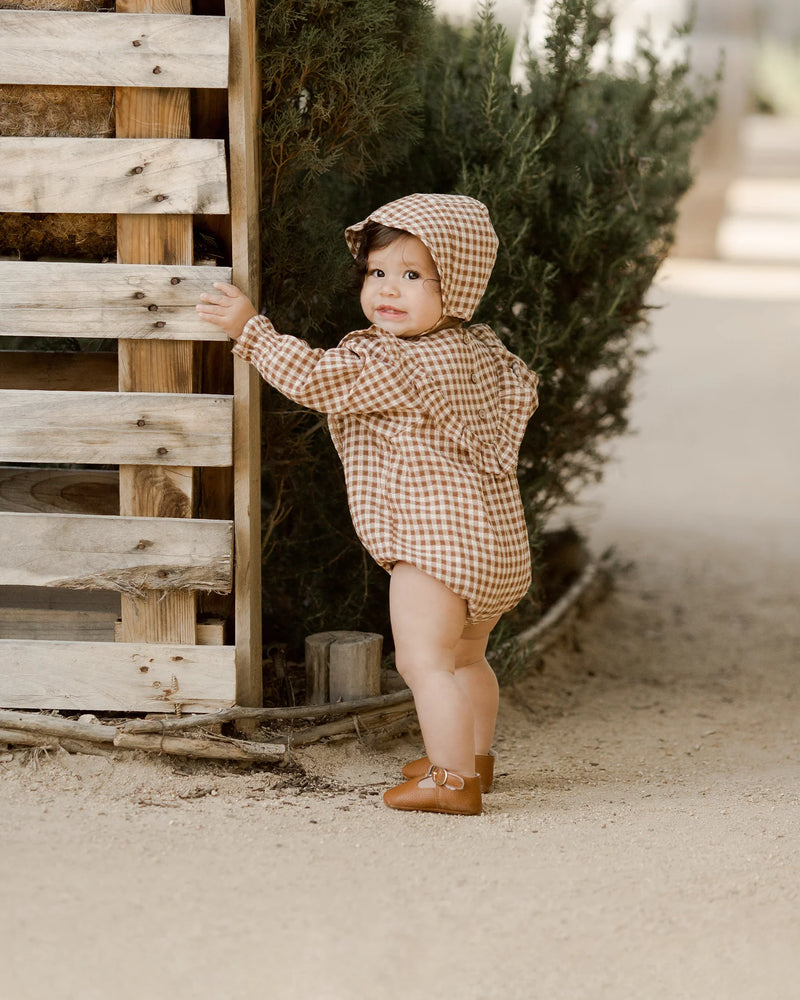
left=0, top=608, right=117, bottom=642
left=0, top=389, right=232, bottom=466
left=0, top=11, right=230, bottom=89
left=115, top=0, right=203, bottom=649
left=0, top=638, right=236, bottom=712
left=0, top=352, right=118, bottom=392
left=0, top=262, right=230, bottom=341
left=0, top=137, right=229, bottom=215
left=0, top=607, right=221, bottom=643
left=227, top=0, right=262, bottom=709
left=0, top=467, right=119, bottom=516
left=0, top=511, right=233, bottom=594
left=0, top=586, right=121, bottom=614
left=115, top=618, right=225, bottom=645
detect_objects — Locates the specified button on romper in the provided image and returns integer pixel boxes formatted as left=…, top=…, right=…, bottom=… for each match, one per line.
left=232, top=193, right=539, bottom=623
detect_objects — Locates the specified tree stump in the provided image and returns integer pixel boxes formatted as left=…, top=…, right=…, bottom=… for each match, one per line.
left=304, top=631, right=383, bottom=705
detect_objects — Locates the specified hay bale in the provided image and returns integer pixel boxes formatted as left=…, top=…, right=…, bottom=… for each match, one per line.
left=0, top=214, right=116, bottom=261
left=0, top=1, right=113, bottom=9
left=0, top=0, right=116, bottom=260
left=0, top=85, right=114, bottom=139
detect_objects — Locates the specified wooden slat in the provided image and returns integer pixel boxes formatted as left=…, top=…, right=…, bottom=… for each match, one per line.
left=0, top=262, right=230, bottom=341
left=0, top=608, right=221, bottom=643
left=115, top=618, right=225, bottom=645
left=0, top=586, right=121, bottom=614
left=0, top=352, right=118, bottom=392
left=0, top=511, right=233, bottom=593
left=0, top=638, right=235, bottom=712
left=0, top=467, right=119, bottom=515
left=0, top=389, right=232, bottom=466
left=0, top=137, right=229, bottom=214
left=228, top=0, right=263, bottom=709
left=0, top=11, right=229, bottom=89
left=115, top=0, right=199, bottom=650
left=0, top=608, right=116, bottom=642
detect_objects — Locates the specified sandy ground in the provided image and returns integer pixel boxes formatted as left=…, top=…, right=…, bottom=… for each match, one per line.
left=3, top=134, right=800, bottom=998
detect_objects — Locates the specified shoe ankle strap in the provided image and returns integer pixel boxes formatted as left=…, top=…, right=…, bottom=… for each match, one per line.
left=426, top=765, right=469, bottom=790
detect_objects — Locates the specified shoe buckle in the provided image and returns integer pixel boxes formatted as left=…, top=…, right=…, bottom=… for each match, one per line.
left=428, top=765, right=449, bottom=787
left=428, top=765, right=464, bottom=790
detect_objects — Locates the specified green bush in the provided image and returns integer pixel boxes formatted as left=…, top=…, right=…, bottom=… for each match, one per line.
left=255, top=0, right=717, bottom=657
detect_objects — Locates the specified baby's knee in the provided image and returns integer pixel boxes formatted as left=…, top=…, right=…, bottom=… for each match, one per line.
left=393, top=644, right=454, bottom=686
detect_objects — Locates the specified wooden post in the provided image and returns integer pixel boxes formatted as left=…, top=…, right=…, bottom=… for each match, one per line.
left=115, top=0, right=196, bottom=646
left=305, top=631, right=383, bottom=705
left=227, top=0, right=263, bottom=709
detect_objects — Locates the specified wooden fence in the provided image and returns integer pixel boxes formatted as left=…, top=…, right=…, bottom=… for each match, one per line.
left=0, top=0, right=262, bottom=715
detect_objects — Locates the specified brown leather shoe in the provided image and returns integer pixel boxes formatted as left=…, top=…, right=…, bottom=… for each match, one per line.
left=401, top=751, right=495, bottom=792
left=384, top=766, right=482, bottom=815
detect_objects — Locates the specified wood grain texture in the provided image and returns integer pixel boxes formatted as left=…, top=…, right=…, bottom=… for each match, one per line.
left=227, top=0, right=263, bottom=708
left=0, top=389, right=233, bottom=466
left=0, top=608, right=219, bottom=643
left=0, top=638, right=236, bottom=712
left=0, top=467, right=119, bottom=516
left=0, top=137, right=229, bottom=214
left=115, top=10, right=198, bottom=646
left=0, top=262, right=230, bottom=341
left=0, top=511, right=233, bottom=594
left=0, top=352, right=119, bottom=392
left=0, top=608, right=117, bottom=642
left=0, top=11, right=229, bottom=89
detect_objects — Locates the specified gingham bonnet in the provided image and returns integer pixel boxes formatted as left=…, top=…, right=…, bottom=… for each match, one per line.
left=345, top=193, right=498, bottom=321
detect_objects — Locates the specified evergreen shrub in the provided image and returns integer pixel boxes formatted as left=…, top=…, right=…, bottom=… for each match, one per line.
left=254, top=0, right=717, bottom=666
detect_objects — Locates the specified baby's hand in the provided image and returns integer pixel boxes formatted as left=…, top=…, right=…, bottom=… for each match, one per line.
left=196, top=282, right=257, bottom=341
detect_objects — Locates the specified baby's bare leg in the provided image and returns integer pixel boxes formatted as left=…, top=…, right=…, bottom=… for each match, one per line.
left=454, top=618, right=501, bottom=756
left=389, top=562, right=476, bottom=776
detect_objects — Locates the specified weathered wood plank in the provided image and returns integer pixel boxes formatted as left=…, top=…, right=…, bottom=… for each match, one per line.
left=0, top=262, right=230, bottom=341
left=0, top=467, right=119, bottom=516
left=0, top=11, right=229, bottom=89
left=0, top=389, right=232, bottom=466
left=0, top=352, right=118, bottom=392
left=228, top=0, right=263, bottom=709
left=0, top=511, right=233, bottom=594
left=0, top=608, right=117, bottom=642
left=114, top=618, right=225, bottom=645
left=0, top=586, right=121, bottom=614
left=0, top=138, right=229, bottom=214
left=115, top=2, right=199, bottom=649
left=0, top=607, right=221, bottom=643
left=0, top=638, right=236, bottom=712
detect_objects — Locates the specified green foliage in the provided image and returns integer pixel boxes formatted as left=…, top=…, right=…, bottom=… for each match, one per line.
left=254, top=0, right=432, bottom=644
left=254, top=0, right=717, bottom=653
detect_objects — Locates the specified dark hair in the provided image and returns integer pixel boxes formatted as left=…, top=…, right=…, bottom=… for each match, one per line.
left=348, top=221, right=408, bottom=295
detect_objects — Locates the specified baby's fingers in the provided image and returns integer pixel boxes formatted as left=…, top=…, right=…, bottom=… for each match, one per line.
left=212, top=281, right=242, bottom=297
left=198, top=291, right=227, bottom=306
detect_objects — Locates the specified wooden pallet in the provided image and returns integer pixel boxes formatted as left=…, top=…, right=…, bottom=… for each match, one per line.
left=0, top=0, right=262, bottom=714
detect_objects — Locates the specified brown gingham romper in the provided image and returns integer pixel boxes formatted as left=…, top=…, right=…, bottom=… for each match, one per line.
left=233, top=193, right=539, bottom=623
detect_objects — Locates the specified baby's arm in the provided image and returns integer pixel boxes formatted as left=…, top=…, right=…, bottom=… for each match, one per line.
left=196, top=282, right=257, bottom=341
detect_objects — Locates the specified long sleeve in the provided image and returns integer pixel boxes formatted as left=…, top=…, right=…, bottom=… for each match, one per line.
left=232, top=315, right=415, bottom=415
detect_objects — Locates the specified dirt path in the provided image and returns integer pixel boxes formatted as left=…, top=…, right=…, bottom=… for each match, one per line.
left=3, top=155, right=800, bottom=999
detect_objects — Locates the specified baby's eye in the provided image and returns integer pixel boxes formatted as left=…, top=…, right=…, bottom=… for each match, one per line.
left=368, top=268, right=385, bottom=278
left=404, top=270, right=421, bottom=280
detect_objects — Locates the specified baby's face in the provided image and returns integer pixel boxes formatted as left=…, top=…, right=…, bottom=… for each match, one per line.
left=360, top=235, right=443, bottom=338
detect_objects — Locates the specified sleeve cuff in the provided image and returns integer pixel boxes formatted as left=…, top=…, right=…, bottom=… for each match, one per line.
left=232, top=314, right=279, bottom=363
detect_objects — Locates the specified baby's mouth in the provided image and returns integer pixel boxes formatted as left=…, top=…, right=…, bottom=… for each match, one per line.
left=377, top=306, right=406, bottom=318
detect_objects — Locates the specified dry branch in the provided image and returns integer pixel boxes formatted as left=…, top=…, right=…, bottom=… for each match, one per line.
left=0, top=709, right=284, bottom=762
left=509, top=551, right=614, bottom=654
left=0, top=552, right=613, bottom=761
left=121, top=688, right=415, bottom=734
left=113, top=731, right=284, bottom=762
left=0, top=709, right=116, bottom=742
